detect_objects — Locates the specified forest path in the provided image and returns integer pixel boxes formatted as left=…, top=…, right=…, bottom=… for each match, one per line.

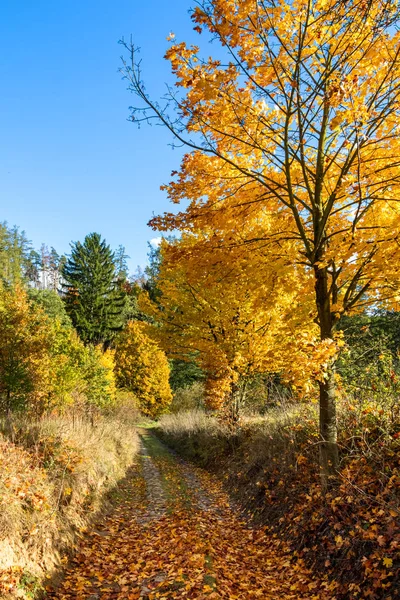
left=46, top=429, right=329, bottom=600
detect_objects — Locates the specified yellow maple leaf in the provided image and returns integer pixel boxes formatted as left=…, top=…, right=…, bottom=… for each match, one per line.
left=383, top=557, right=393, bottom=568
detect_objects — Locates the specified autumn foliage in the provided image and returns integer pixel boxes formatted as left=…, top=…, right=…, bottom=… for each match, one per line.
left=140, top=237, right=329, bottom=413
left=0, top=284, right=54, bottom=415
left=0, top=415, right=139, bottom=597
left=125, top=0, right=400, bottom=479
left=0, top=284, right=118, bottom=417
left=4, top=0, right=400, bottom=593
left=114, top=321, right=172, bottom=417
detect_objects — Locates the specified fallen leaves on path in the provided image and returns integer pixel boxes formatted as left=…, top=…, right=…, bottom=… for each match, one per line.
left=46, top=432, right=333, bottom=599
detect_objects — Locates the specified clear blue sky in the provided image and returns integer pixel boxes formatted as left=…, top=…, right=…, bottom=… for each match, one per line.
left=0, top=0, right=199, bottom=272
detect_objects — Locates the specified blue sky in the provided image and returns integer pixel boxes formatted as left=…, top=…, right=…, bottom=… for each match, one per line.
left=0, top=0, right=200, bottom=272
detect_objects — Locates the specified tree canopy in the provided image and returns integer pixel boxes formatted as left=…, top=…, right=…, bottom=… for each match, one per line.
left=141, top=235, right=320, bottom=412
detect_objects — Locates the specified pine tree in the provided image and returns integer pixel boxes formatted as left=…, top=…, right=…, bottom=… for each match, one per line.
left=62, top=233, right=125, bottom=346
left=0, top=222, right=37, bottom=286
left=114, top=245, right=129, bottom=280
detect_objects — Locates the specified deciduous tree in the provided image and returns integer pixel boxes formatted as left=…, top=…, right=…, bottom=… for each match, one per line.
left=124, top=0, right=400, bottom=482
left=0, top=284, right=53, bottom=416
left=0, top=222, right=38, bottom=286
left=83, top=345, right=117, bottom=409
left=115, top=321, right=172, bottom=417
left=141, top=235, right=320, bottom=417
left=28, top=288, right=72, bottom=328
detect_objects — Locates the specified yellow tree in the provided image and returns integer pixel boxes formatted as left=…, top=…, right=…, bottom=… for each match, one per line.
left=81, top=345, right=118, bottom=410
left=48, top=322, right=87, bottom=408
left=114, top=321, right=172, bottom=417
left=123, top=0, right=400, bottom=481
left=141, top=234, right=324, bottom=417
left=0, top=284, right=53, bottom=417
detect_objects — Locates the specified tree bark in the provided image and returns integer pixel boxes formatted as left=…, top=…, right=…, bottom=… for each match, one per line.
left=231, top=384, right=241, bottom=423
left=318, top=367, right=339, bottom=485
left=230, top=380, right=247, bottom=424
left=314, top=264, right=339, bottom=487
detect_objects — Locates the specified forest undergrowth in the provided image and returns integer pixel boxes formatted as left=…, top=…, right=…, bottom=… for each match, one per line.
left=157, top=401, right=400, bottom=599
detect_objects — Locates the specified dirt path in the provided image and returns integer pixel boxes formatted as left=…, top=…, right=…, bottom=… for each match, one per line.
left=45, top=430, right=331, bottom=599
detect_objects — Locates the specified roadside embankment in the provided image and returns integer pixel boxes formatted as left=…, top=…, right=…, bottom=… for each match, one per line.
left=0, top=415, right=139, bottom=599
left=156, top=406, right=400, bottom=599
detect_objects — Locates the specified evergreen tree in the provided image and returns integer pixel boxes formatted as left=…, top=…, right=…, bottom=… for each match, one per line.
left=0, top=222, right=38, bottom=286
left=142, top=242, right=162, bottom=304
left=121, top=280, right=142, bottom=323
left=169, top=358, right=204, bottom=392
left=114, top=245, right=129, bottom=280
left=62, top=233, right=125, bottom=346
left=25, top=249, right=41, bottom=286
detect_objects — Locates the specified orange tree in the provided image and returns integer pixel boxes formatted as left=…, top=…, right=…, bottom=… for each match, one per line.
left=123, top=0, right=400, bottom=482
left=141, top=233, right=325, bottom=417
left=114, top=321, right=172, bottom=417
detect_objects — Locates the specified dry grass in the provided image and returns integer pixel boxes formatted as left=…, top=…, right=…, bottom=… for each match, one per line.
left=158, top=402, right=317, bottom=468
left=169, top=383, right=205, bottom=413
left=0, top=413, right=139, bottom=598
left=156, top=401, right=400, bottom=598
left=159, top=409, right=218, bottom=436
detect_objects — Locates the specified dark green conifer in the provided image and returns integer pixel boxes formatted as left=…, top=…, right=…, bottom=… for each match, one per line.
left=62, top=233, right=125, bottom=346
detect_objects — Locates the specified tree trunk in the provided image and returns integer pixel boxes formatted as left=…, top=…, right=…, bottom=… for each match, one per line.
left=229, top=380, right=248, bottom=424
left=314, top=264, right=339, bottom=487
left=231, top=385, right=241, bottom=423
left=318, top=367, right=339, bottom=485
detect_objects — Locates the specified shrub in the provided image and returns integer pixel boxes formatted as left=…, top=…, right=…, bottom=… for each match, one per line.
left=169, top=382, right=205, bottom=413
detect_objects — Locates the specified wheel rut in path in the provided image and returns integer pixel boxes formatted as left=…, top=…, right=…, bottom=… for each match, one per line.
left=138, top=435, right=167, bottom=522
left=46, top=429, right=330, bottom=600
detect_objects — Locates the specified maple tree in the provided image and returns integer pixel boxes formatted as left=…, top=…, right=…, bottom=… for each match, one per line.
left=114, top=321, right=172, bottom=417
left=141, top=235, right=322, bottom=417
left=123, top=0, right=400, bottom=482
